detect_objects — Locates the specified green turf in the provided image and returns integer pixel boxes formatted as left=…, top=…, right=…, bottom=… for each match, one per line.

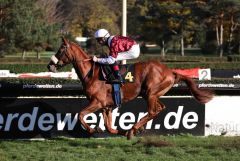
left=0, top=135, right=239, bottom=161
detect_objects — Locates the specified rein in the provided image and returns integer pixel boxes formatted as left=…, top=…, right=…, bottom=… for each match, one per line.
left=51, top=41, right=96, bottom=81
left=51, top=55, right=92, bottom=66
left=75, top=58, right=92, bottom=63
left=73, top=58, right=96, bottom=81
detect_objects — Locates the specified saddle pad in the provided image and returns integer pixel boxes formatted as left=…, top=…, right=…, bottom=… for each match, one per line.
left=99, top=64, right=135, bottom=83
left=119, top=64, right=135, bottom=83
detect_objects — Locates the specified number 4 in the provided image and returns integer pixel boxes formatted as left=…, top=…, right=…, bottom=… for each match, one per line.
left=125, top=72, right=134, bottom=82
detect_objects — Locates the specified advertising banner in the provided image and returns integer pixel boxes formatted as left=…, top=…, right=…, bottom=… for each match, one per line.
left=0, top=96, right=204, bottom=139
left=205, top=96, right=240, bottom=136
left=211, top=69, right=240, bottom=79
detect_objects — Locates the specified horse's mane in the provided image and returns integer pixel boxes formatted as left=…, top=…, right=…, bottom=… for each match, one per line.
left=70, top=41, right=90, bottom=59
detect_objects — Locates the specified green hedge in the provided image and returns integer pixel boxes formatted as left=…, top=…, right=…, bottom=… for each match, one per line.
left=165, top=62, right=240, bottom=69
left=0, top=64, right=72, bottom=73
left=0, top=54, right=240, bottom=73
left=0, top=62, right=240, bottom=73
left=1, top=54, right=238, bottom=64
left=227, top=55, right=240, bottom=62
left=0, top=57, right=50, bottom=64
left=136, top=55, right=228, bottom=62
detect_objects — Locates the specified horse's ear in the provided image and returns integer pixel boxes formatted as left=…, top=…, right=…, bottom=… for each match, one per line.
left=61, top=36, right=69, bottom=46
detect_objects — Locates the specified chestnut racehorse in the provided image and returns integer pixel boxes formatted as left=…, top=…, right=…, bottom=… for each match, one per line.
left=47, top=37, right=214, bottom=139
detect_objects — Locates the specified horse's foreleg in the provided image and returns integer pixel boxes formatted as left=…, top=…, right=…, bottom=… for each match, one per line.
left=102, top=107, right=126, bottom=136
left=102, top=107, right=118, bottom=134
left=79, top=99, right=102, bottom=134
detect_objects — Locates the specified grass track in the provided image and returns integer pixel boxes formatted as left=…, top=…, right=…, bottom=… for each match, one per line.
left=0, top=135, right=240, bottom=161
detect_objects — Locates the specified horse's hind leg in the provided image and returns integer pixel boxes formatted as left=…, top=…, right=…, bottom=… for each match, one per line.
left=102, top=107, right=126, bottom=136
left=127, top=75, right=174, bottom=140
left=127, top=96, right=165, bottom=140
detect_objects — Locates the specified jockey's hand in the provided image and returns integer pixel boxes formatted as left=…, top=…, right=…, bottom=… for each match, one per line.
left=92, top=56, right=98, bottom=62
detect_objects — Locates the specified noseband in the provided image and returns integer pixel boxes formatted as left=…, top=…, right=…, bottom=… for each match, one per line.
left=51, top=45, right=70, bottom=67
left=51, top=44, right=91, bottom=67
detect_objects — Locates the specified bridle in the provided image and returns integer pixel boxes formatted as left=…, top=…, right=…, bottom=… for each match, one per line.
left=50, top=43, right=91, bottom=68
left=50, top=42, right=95, bottom=80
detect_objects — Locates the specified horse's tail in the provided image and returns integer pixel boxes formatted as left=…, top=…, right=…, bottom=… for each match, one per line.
left=173, top=72, right=214, bottom=104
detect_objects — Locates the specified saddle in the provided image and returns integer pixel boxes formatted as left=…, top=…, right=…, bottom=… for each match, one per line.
left=99, top=64, right=135, bottom=84
left=98, top=63, right=135, bottom=108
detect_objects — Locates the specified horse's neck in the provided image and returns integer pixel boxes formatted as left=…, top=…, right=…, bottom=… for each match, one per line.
left=71, top=44, right=93, bottom=83
left=73, top=62, right=90, bottom=81
left=73, top=43, right=90, bottom=60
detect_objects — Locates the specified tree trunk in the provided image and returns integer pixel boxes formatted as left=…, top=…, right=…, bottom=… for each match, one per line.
left=22, top=50, right=26, bottom=59
left=228, top=27, right=234, bottom=54
left=216, top=25, right=220, bottom=46
left=219, top=23, right=224, bottom=58
left=37, top=51, right=40, bottom=59
left=173, top=41, right=177, bottom=54
left=239, top=41, right=240, bottom=55
left=228, top=15, right=237, bottom=55
left=161, top=40, right=165, bottom=57
left=180, top=35, right=184, bottom=56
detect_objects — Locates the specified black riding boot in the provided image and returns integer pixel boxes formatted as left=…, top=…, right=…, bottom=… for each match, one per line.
left=112, top=70, right=124, bottom=84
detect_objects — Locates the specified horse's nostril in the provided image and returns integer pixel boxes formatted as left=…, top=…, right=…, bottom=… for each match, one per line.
left=47, top=64, right=50, bottom=70
left=47, top=64, right=57, bottom=72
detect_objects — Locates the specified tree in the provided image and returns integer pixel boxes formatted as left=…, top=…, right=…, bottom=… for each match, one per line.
left=134, top=0, right=197, bottom=56
left=10, top=0, right=41, bottom=56
left=63, top=0, right=119, bottom=37
left=132, top=0, right=173, bottom=56
left=36, top=0, right=64, bottom=51
left=203, top=0, right=240, bottom=57
left=132, top=0, right=240, bottom=57
left=0, top=0, right=15, bottom=55
left=223, top=0, right=240, bottom=55
left=62, top=0, right=120, bottom=54
left=0, top=0, right=63, bottom=57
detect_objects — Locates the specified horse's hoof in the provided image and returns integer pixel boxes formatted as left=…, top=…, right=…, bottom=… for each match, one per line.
left=137, top=127, right=145, bottom=134
left=118, top=130, right=128, bottom=136
left=95, top=127, right=104, bottom=133
left=127, top=130, right=134, bottom=140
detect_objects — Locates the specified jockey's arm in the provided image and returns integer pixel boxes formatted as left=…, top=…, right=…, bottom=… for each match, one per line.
left=94, top=56, right=116, bottom=64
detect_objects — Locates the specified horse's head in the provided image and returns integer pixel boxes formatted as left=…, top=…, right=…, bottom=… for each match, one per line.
left=47, top=37, right=74, bottom=72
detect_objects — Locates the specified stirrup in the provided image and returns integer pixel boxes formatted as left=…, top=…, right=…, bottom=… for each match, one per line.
left=111, top=79, right=123, bottom=84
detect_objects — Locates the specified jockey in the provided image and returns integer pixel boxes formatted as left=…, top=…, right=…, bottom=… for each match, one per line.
left=92, top=28, right=140, bottom=83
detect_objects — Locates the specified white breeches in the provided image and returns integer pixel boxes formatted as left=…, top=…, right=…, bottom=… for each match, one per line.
left=116, top=44, right=140, bottom=61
